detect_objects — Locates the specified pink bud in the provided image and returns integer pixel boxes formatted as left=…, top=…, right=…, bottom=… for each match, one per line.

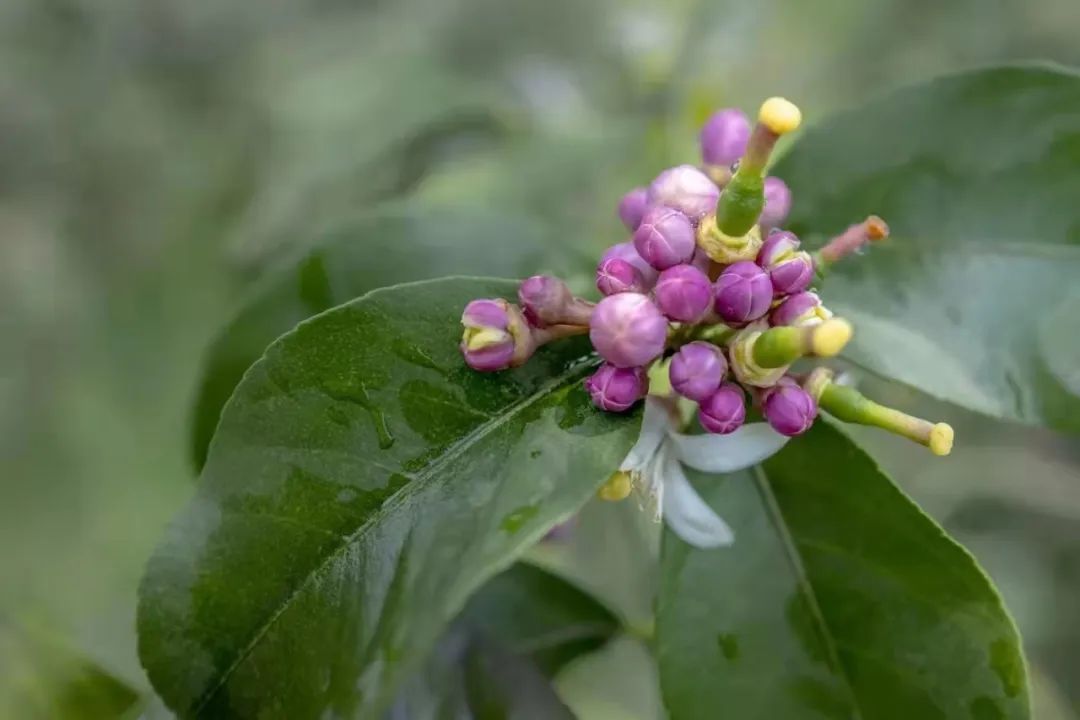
left=762, top=378, right=817, bottom=436
left=633, top=206, right=696, bottom=270
left=584, top=363, right=649, bottom=412
left=713, top=261, right=773, bottom=324
left=698, top=383, right=747, bottom=434
left=758, top=176, right=792, bottom=230
left=647, top=165, right=720, bottom=223
left=618, top=187, right=649, bottom=231
left=596, top=258, right=646, bottom=296
left=654, top=264, right=712, bottom=322
left=669, top=342, right=728, bottom=402
left=589, top=293, right=668, bottom=368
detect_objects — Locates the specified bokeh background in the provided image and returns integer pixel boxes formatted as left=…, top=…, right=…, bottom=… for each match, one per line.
left=2, top=0, right=1079, bottom=717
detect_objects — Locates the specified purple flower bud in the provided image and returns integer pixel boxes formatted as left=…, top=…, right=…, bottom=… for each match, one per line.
left=519, top=275, right=572, bottom=326
left=601, top=242, right=659, bottom=288
left=669, top=342, right=728, bottom=402
left=699, top=108, right=752, bottom=167
left=633, top=206, right=696, bottom=270
left=698, top=383, right=747, bottom=435
left=762, top=379, right=818, bottom=436
left=757, top=231, right=814, bottom=295
left=596, top=258, right=646, bottom=296
left=713, top=261, right=773, bottom=324
left=758, top=176, right=792, bottom=230
left=589, top=293, right=668, bottom=368
left=460, top=298, right=517, bottom=371
left=584, top=363, right=648, bottom=412
left=647, top=165, right=720, bottom=223
left=618, top=187, right=649, bottom=231
left=654, top=264, right=712, bottom=322
left=770, top=291, right=829, bottom=327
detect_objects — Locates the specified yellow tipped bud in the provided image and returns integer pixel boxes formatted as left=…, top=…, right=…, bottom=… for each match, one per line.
left=810, top=318, right=853, bottom=357
left=928, top=423, right=954, bottom=457
left=598, top=471, right=633, bottom=502
left=758, top=97, right=802, bottom=135
left=465, top=327, right=510, bottom=351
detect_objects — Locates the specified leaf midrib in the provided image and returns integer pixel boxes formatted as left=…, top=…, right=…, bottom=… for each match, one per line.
left=192, top=354, right=601, bottom=713
left=751, top=464, right=865, bottom=720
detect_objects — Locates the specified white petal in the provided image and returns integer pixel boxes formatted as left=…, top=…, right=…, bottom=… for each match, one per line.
left=661, top=456, right=735, bottom=549
left=670, top=423, right=789, bottom=474
left=634, top=440, right=668, bottom=523
left=619, top=397, right=670, bottom=472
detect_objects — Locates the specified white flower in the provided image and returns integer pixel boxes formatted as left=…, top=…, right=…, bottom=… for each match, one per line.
left=620, top=397, right=790, bottom=549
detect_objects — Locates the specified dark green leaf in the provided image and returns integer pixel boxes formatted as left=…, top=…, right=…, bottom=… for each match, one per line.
left=190, top=206, right=556, bottom=469
left=391, top=563, right=616, bottom=720
left=0, top=621, right=140, bottom=720
left=458, top=562, right=620, bottom=676
left=776, top=64, right=1080, bottom=433
left=657, top=420, right=1029, bottom=719
left=139, top=277, right=637, bottom=718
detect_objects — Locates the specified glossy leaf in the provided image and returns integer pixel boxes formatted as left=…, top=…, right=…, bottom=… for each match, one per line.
left=657, top=420, right=1029, bottom=719
left=139, top=277, right=637, bottom=718
left=776, top=64, right=1080, bottom=433
left=391, top=563, right=618, bottom=719
left=190, top=205, right=556, bottom=469
left=0, top=621, right=140, bottom=720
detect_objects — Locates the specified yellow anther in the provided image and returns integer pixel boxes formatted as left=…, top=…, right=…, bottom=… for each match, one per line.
left=929, top=423, right=954, bottom=457
left=598, top=471, right=633, bottom=502
left=810, top=318, right=853, bottom=358
left=758, top=97, right=802, bottom=135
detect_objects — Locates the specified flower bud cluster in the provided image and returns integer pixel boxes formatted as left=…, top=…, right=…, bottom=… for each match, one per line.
left=459, top=96, right=953, bottom=453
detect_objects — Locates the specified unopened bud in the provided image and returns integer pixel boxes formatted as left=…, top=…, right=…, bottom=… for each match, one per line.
left=519, top=275, right=591, bottom=327
left=698, top=383, right=747, bottom=434
left=818, top=382, right=955, bottom=456
left=596, top=258, right=647, bottom=296
left=634, top=206, right=697, bottom=270
left=584, top=363, right=649, bottom=412
left=758, top=177, right=792, bottom=232
left=669, top=341, right=728, bottom=402
left=757, top=230, right=813, bottom=295
left=714, top=261, right=773, bottom=324
left=700, top=108, right=752, bottom=168
left=601, top=242, right=659, bottom=288
left=770, top=291, right=833, bottom=327
left=618, top=187, right=649, bottom=231
left=460, top=299, right=532, bottom=372
left=647, top=165, right=720, bottom=223
left=655, top=264, right=713, bottom=322
left=762, top=378, right=817, bottom=436
left=589, top=293, right=669, bottom=368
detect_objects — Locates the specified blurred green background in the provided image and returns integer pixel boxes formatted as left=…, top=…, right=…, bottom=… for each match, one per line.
left=2, top=0, right=1078, bottom=717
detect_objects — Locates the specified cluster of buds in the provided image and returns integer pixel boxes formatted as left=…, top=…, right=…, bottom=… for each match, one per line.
left=460, top=97, right=953, bottom=457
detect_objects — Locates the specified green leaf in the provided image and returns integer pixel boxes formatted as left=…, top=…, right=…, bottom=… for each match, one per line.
left=457, top=562, right=621, bottom=676
left=0, top=621, right=140, bottom=720
left=190, top=205, right=557, bottom=469
left=775, top=64, right=1080, bottom=433
left=392, top=563, right=617, bottom=719
left=657, top=421, right=1029, bottom=719
left=139, top=277, right=637, bottom=718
